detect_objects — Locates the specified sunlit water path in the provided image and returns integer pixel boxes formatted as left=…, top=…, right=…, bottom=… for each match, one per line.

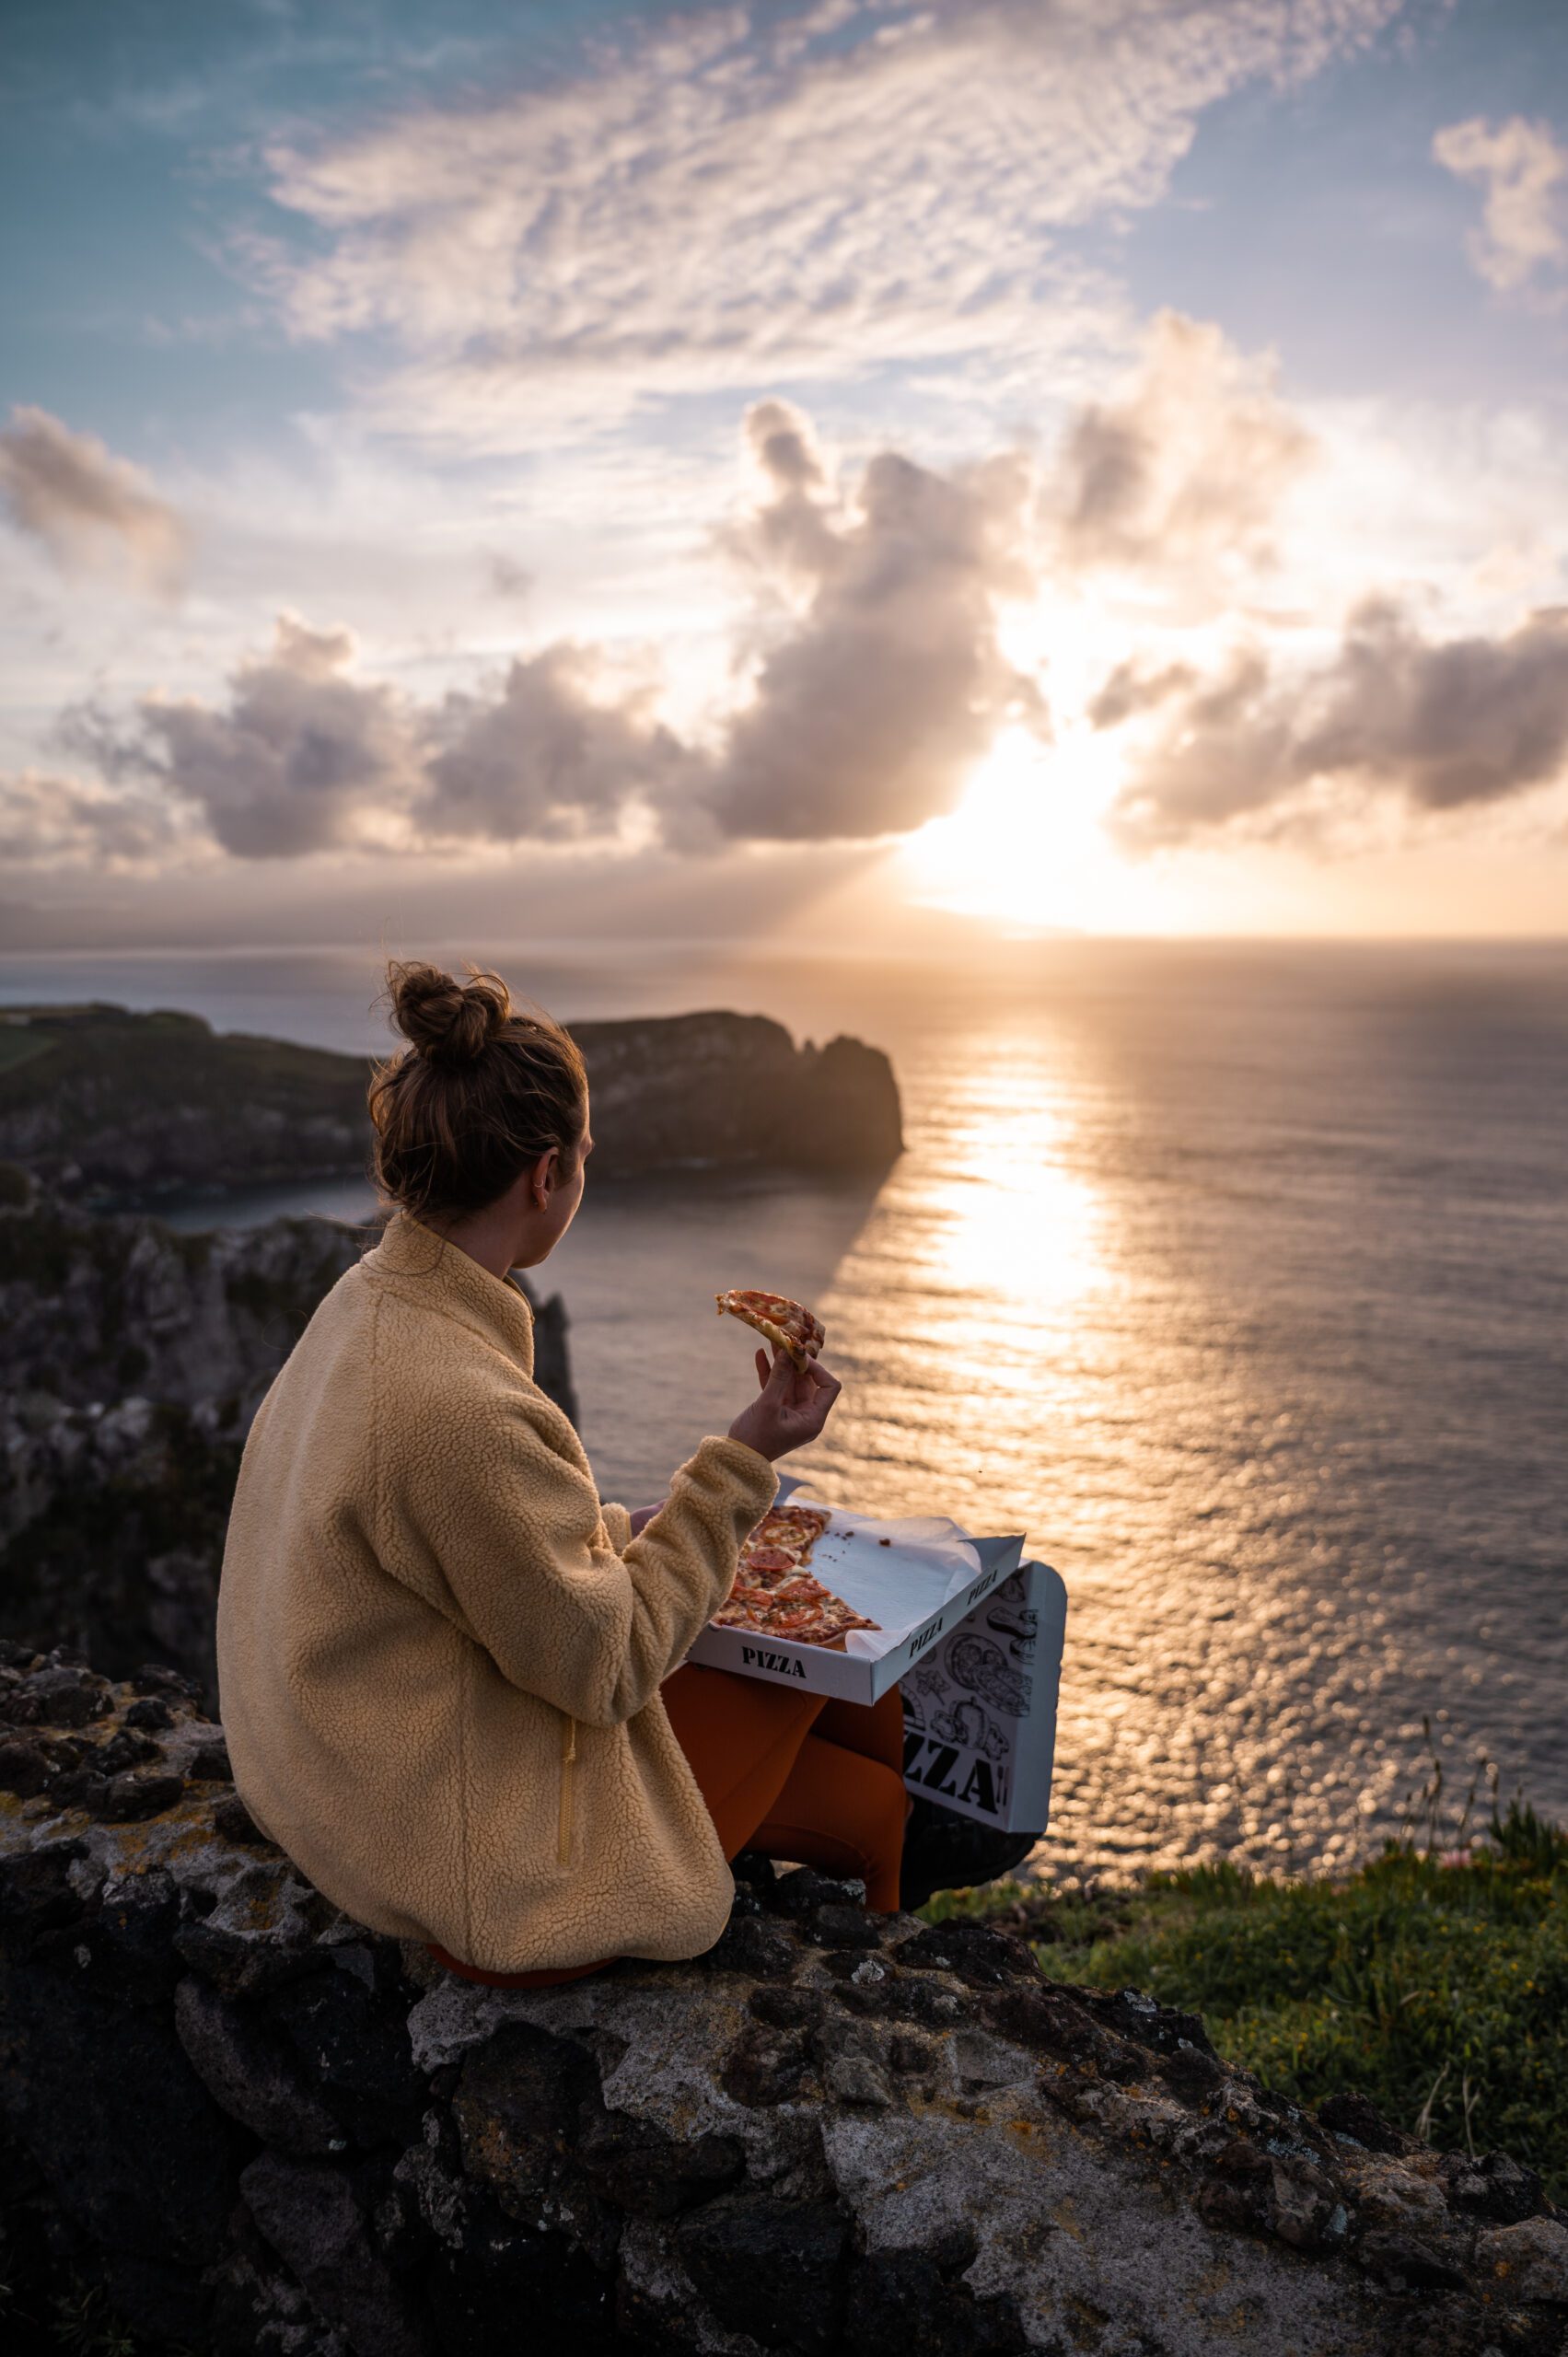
left=5, top=938, right=1564, bottom=1884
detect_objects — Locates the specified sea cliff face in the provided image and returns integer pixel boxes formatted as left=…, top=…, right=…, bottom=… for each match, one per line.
left=566, top=1012, right=904, bottom=1178
left=3, top=1648, right=1563, bottom=2357
left=0, top=1002, right=904, bottom=1197
left=0, top=1180, right=575, bottom=1713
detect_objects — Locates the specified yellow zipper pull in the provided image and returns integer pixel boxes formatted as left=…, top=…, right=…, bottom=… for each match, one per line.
left=557, top=1713, right=576, bottom=1864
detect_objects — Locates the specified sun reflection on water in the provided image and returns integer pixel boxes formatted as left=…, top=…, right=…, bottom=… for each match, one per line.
left=792, top=999, right=1568, bottom=1889
left=806, top=1028, right=1117, bottom=1527
left=552, top=950, right=1568, bottom=1888
left=928, top=1105, right=1104, bottom=1314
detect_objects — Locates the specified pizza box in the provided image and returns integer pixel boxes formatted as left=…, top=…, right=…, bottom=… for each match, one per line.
left=899, top=1557, right=1069, bottom=1834
left=681, top=1470, right=1029, bottom=1705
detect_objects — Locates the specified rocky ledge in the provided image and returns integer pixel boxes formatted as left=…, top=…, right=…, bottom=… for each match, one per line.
left=3, top=1645, right=1565, bottom=2356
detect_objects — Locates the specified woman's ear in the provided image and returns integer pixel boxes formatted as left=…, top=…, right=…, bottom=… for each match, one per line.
left=532, top=1144, right=558, bottom=1205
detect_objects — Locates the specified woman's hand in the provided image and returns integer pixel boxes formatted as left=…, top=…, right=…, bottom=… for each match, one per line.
left=726, top=1342, right=842, bottom=1463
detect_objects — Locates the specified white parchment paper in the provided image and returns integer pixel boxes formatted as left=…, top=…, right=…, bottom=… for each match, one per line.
left=776, top=1490, right=983, bottom=1659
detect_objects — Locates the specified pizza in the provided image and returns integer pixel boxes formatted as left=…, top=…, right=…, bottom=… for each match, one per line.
left=713, top=1573, right=880, bottom=1651
left=748, top=1503, right=832, bottom=1557
left=714, top=1287, right=826, bottom=1373
left=712, top=1501, right=881, bottom=1651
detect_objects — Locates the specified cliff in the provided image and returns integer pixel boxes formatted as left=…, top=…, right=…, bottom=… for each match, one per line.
left=2, top=1643, right=1563, bottom=2356
left=0, top=1007, right=370, bottom=1198
left=0, top=1184, right=575, bottom=1716
left=0, top=1003, right=903, bottom=1199
left=565, top=1012, right=903, bottom=1178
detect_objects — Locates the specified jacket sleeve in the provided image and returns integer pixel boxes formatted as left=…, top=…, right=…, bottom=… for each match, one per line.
left=379, top=1380, right=778, bottom=1726
left=598, top=1501, right=634, bottom=1552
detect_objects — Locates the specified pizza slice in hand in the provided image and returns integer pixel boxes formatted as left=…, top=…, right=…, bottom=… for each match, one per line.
left=715, top=1287, right=826, bottom=1372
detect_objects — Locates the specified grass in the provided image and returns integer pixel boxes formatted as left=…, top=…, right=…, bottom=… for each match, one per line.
left=0, top=2211, right=200, bottom=2357
left=923, top=1738, right=1568, bottom=2200
left=0, top=1029, right=54, bottom=1076
left=0, top=1003, right=372, bottom=1192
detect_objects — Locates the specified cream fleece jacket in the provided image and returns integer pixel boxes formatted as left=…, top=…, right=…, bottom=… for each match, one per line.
left=215, top=1207, right=779, bottom=1972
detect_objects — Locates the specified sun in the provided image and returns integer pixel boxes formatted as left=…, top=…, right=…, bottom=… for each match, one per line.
left=892, top=726, right=1169, bottom=934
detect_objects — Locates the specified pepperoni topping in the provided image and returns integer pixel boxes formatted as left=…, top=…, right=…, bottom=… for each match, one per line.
left=740, top=1545, right=798, bottom=1576
left=717, top=1290, right=825, bottom=1357
left=710, top=1525, right=879, bottom=1643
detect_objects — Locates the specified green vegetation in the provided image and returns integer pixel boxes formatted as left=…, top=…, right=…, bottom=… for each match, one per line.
left=0, top=1189, right=134, bottom=1302
left=0, top=2209, right=199, bottom=2357
left=923, top=1747, right=1568, bottom=2199
left=0, top=1003, right=372, bottom=1192
left=0, top=1023, right=56, bottom=1076
left=41, top=2278, right=146, bottom=2357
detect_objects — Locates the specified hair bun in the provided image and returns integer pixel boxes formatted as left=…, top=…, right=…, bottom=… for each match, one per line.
left=387, top=960, right=511, bottom=1065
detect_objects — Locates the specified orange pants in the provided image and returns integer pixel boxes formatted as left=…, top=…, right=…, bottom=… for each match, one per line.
left=426, top=1662, right=907, bottom=1988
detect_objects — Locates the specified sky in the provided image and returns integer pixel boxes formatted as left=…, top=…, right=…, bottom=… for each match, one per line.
left=3, top=0, right=1568, bottom=952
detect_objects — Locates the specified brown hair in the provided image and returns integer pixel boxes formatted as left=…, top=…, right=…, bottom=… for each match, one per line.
left=368, top=959, right=588, bottom=1222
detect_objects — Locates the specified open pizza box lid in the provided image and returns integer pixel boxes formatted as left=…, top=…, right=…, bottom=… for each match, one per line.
left=682, top=1469, right=1028, bottom=1704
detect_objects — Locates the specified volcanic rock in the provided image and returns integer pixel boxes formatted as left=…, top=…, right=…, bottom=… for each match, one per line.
left=3, top=1647, right=1564, bottom=2354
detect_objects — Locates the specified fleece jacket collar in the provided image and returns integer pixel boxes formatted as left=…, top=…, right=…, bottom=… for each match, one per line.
left=362, top=1207, right=536, bottom=1379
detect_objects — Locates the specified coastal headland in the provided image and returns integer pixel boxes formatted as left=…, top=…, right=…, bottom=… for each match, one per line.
left=0, top=1003, right=905, bottom=1199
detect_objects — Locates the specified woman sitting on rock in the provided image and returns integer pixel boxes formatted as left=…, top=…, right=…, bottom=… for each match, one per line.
left=216, top=958, right=929, bottom=1987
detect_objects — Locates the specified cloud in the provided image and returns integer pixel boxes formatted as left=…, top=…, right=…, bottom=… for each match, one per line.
left=701, top=398, right=1045, bottom=842
left=52, top=399, right=1048, bottom=859
left=0, top=770, right=179, bottom=865
left=716, top=401, right=843, bottom=586
left=70, top=616, right=423, bottom=859
left=1086, top=657, right=1198, bottom=730
left=483, top=552, right=532, bottom=600
left=0, top=407, right=189, bottom=594
left=422, top=644, right=697, bottom=843
left=1434, top=115, right=1568, bottom=297
left=253, top=0, right=1404, bottom=440
left=1046, top=310, right=1318, bottom=605
left=1109, top=599, right=1568, bottom=845
left=60, top=604, right=695, bottom=867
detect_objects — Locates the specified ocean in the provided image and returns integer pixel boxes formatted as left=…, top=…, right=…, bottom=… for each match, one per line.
left=5, top=935, right=1565, bottom=1887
